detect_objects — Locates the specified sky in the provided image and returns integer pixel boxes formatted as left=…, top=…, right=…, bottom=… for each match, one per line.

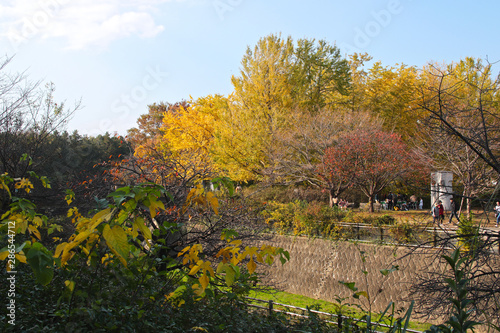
left=1, top=0, right=499, bottom=136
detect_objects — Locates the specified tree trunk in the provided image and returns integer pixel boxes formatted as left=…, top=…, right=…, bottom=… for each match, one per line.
left=368, top=195, right=374, bottom=213
left=329, top=188, right=339, bottom=207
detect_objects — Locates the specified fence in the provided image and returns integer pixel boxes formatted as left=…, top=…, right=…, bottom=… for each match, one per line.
left=335, top=223, right=500, bottom=253
left=242, top=296, right=423, bottom=333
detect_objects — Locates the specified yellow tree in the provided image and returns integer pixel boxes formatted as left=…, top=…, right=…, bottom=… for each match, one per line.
left=415, top=58, right=500, bottom=215
left=127, top=101, right=188, bottom=156
left=363, top=62, right=421, bottom=139
left=214, top=34, right=350, bottom=182
left=161, top=95, right=223, bottom=155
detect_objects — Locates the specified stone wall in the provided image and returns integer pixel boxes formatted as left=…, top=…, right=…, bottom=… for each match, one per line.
left=255, top=235, right=446, bottom=320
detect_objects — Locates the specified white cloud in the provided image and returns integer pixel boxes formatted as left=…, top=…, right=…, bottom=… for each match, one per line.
left=0, top=0, right=187, bottom=51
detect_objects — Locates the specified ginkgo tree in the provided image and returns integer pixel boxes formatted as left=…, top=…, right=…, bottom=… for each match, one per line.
left=209, top=34, right=350, bottom=183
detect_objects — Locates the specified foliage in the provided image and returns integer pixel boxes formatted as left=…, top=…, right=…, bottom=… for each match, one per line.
left=0, top=172, right=291, bottom=331
left=424, top=249, right=480, bottom=333
left=375, top=214, right=397, bottom=226
left=455, top=214, right=484, bottom=253
left=211, top=33, right=350, bottom=182
left=389, top=221, right=417, bottom=244
left=160, top=96, right=221, bottom=174
left=261, top=200, right=345, bottom=238
left=322, top=129, right=426, bottom=212
left=0, top=56, right=81, bottom=181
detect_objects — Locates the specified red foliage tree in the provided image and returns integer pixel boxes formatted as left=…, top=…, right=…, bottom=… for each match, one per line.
left=322, top=130, right=425, bottom=212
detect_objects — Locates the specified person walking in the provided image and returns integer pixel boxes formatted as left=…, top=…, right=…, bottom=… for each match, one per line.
left=448, top=198, right=460, bottom=224
left=494, top=201, right=500, bottom=227
left=438, top=200, right=445, bottom=224
left=432, top=202, right=441, bottom=225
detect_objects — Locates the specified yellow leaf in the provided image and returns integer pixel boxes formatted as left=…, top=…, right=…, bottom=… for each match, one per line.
left=28, top=225, right=41, bottom=240
left=15, top=253, right=26, bottom=264
left=206, top=192, right=219, bottom=214
left=133, top=216, right=152, bottom=240
left=0, top=180, right=12, bottom=198
left=64, top=280, right=75, bottom=292
left=247, top=258, right=257, bottom=274
left=15, top=178, right=34, bottom=193
left=60, top=250, right=75, bottom=264
left=148, top=196, right=165, bottom=218
left=230, top=239, right=242, bottom=246
left=54, top=242, right=68, bottom=258
left=0, top=250, right=8, bottom=260
left=32, top=216, right=43, bottom=227
left=199, top=274, right=209, bottom=290
left=189, top=260, right=204, bottom=275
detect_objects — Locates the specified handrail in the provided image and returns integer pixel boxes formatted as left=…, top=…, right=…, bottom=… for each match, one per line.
left=242, top=296, right=424, bottom=333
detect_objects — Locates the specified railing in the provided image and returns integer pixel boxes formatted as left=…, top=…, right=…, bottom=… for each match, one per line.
left=242, top=296, right=424, bottom=333
left=333, top=223, right=500, bottom=253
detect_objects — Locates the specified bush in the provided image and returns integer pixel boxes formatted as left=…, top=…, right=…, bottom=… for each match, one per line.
left=374, top=214, right=397, bottom=226
left=261, top=200, right=346, bottom=238
left=456, top=214, right=484, bottom=253
left=389, top=221, right=416, bottom=244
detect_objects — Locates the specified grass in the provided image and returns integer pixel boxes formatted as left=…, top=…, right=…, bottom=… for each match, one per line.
left=247, top=287, right=433, bottom=332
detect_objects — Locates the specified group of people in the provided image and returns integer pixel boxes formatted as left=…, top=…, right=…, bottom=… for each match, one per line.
left=338, top=199, right=349, bottom=210
left=431, top=198, right=460, bottom=225
left=381, top=193, right=423, bottom=211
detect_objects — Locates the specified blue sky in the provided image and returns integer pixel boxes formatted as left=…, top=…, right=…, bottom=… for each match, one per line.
left=1, top=0, right=499, bottom=136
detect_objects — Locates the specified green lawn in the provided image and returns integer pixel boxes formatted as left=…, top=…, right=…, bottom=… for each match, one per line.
left=247, top=287, right=433, bottom=332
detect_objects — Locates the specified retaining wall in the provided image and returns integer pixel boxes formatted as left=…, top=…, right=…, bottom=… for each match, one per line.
left=256, top=235, right=447, bottom=321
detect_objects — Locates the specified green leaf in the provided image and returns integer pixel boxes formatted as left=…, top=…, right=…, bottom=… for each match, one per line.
left=380, top=265, right=399, bottom=276
left=103, top=224, right=130, bottom=265
left=134, top=217, right=152, bottom=241
left=26, top=243, right=54, bottom=285
left=353, top=291, right=369, bottom=300
left=221, top=229, right=239, bottom=241
left=339, top=281, right=358, bottom=292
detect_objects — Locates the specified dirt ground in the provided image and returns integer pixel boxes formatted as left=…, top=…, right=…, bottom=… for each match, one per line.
left=355, top=208, right=500, bottom=229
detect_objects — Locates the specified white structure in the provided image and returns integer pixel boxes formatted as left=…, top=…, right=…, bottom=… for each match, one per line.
left=431, top=171, right=453, bottom=211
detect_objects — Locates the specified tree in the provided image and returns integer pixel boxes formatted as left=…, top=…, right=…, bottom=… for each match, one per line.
left=272, top=109, right=378, bottom=206
left=414, top=121, right=497, bottom=217
left=127, top=101, right=189, bottom=152
left=414, top=58, right=500, bottom=216
left=416, top=57, right=500, bottom=176
left=345, top=54, right=421, bottom=140
left=322, top=129, right=424, bottom=212
left=0, top=56, right=81, bottom=180
left=216, top=34, right=351, bottom=182
left=161, top=95, right=225, bottom=179
left=292, top=38, right=350, bottom=111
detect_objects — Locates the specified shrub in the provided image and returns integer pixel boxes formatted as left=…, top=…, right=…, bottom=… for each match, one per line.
left=456, top=214, right=484, bottom=253
left=375, top=214, right=397, bottom=226
left=261, top=200, right=305, bottom=234
left=389, top=221, right=416, bottom=244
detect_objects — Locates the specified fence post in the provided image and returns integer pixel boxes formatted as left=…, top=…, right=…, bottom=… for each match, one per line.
left=357, top=224, right=360, bottom=240
left=268, top=300, right=273, bottom=316
left=380, top=227, right=384, bottom=242
left=433, top=227, right=437, bottom=247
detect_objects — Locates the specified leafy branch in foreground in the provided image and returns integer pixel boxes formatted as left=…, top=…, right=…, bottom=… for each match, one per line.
left=425, top=248, right=480, bottom=333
